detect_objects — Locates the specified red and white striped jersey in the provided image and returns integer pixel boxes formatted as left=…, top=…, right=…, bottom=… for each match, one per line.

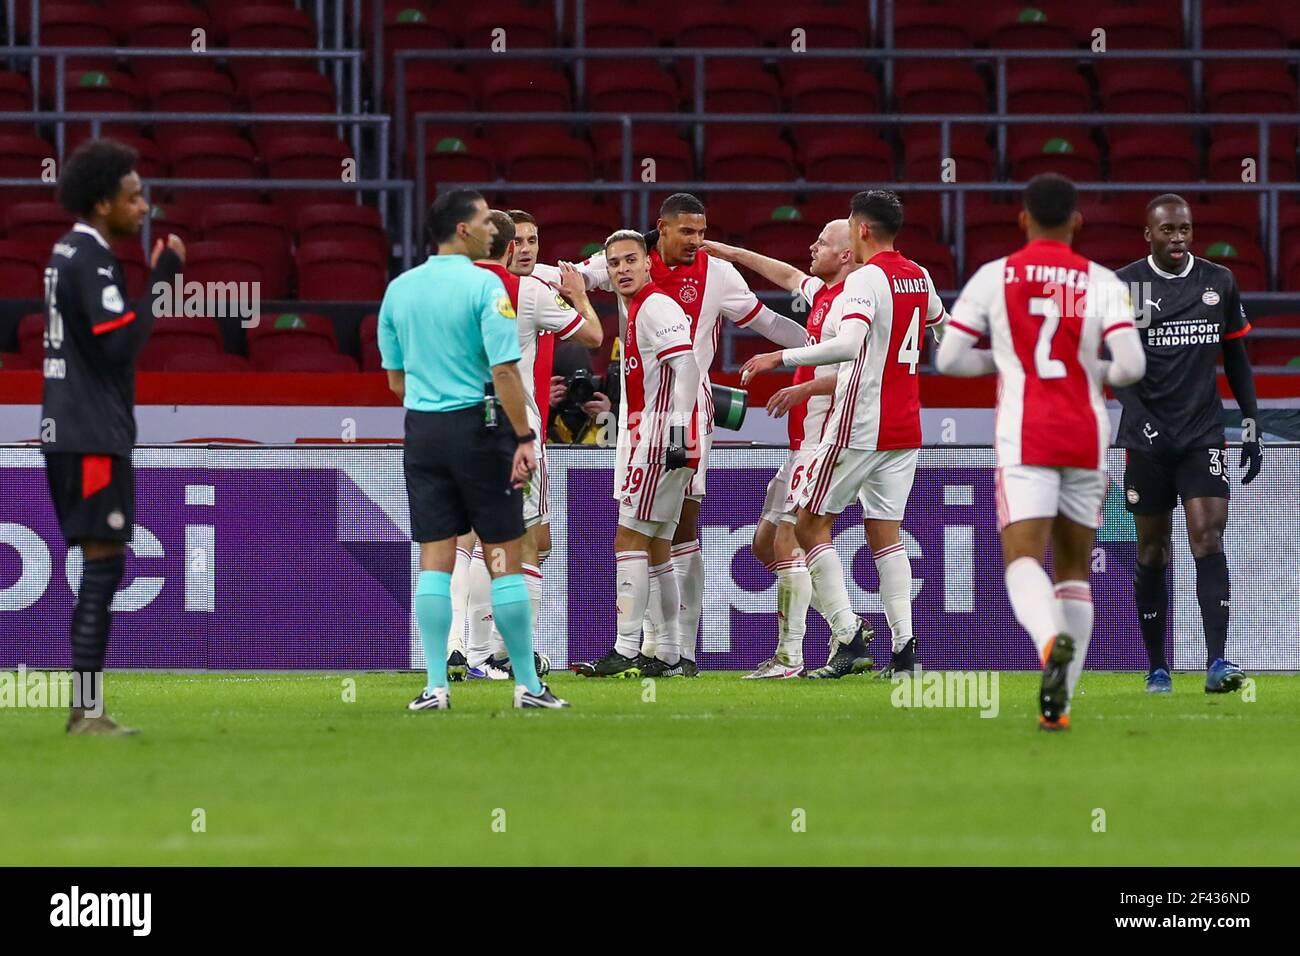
left=580, top=248, right=763, bottom=436
left=476, top=261, right=587, bottom=435
left=790, top=274, right=847, bottom=450
left=949, top=239, right=1136, bottom=469
left=821, top=251, right=945, bottom=452
left=621, top=282, right=694, bottom=468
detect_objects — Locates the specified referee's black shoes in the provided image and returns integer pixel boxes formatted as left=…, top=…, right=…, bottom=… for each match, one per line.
left=514, top=684, right=570, bottom=708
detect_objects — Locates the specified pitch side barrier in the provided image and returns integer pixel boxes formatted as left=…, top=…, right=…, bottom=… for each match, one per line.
left=0, top=443, right=1294, bottom=672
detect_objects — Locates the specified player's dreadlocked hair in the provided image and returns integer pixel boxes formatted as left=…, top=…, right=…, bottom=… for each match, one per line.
left=659, top=193, right=706, bottom=218
left=1023, top=173, right=1076, bottom=229
left=57, top=138, right=139, bottom=218
left=849, top=189, right=904, bottom=238
left=1145, top=192, right=1189, bottom=215
left=485, top=209, right=516, bottom=260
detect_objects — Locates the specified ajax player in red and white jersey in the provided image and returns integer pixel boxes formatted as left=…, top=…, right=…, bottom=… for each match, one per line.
left=703, top=218, right=859, bottom=678
left=743, top=190, right=947, bottom=679
left=574, top=193, right=806, bottom=671
left=456, top=211, right=603, bottom=681
left=572, top=231, right=703, bottom=678
left=937, top=174, right=1146, bottom=730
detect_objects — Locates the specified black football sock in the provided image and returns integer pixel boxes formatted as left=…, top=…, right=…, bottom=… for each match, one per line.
left=1133, top=561, right=1170, bottom=672
left=1194, top=552, right=1230, bottom=667
left=71, top=553, right=125, bottom=713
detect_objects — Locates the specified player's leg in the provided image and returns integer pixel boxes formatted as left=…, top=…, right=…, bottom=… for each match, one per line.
left=1049, top=466, right=1108, bottom=722
left=446, top=530, right=476, bottom=680
left=771, top=517, right=811, bottom=675
left=670, top=496, right=704, bottom=669
left=574, top=521, right=656, bottom=677
left=410, top=535, right=458, bottom=709
left=794, top=447, right=873, bottom=678
left=1185, top=492, right=1243, bottom=692
left=860, top=448, right=921, bottom=677
left=1125, top=447, right=1177, bottom=692
left=641, top=533, right=691, bottom=676
left=47, top=452, right=138, bottom=735
left=464, top=541, right=506, bottom=678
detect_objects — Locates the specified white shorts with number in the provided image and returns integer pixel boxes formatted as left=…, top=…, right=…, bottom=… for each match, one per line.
left=995, top=464, right=1107, bottom=531
left=618, top=460, right=693, bottom=539
left=523, top=441, right=549, bottom=529
left=799, top=445, right=919, bottom=521
left=761, top=447, right=821, bottom=525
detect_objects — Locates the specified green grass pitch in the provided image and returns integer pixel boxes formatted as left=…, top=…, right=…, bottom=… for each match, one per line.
left=2, top=671, right=1297, bottom=866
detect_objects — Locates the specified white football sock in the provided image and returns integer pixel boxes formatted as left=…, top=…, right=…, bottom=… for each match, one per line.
left=641, top=573, right=660, bottom=658
left=1004, top=556, right=1065, bottom=661
left=775, top=560, right=811, bottom=666
left=806, top=542, right=858, bottom=643
left=650, top=562, right=681, bottom=664
left=615, top=551, right=650, bottom=659
left=447, top=545, right=471, bottom=657
left=466, top=546, right=495, bottom=667
left=1055, top=580, right=1093, bottom=714
left=522, top=563, right=543, bottom=633
left=874, top=542, right=914, bottom=653
left=672, top=541, right=704, bottom=660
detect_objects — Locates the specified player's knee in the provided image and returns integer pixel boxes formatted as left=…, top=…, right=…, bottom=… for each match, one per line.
left=1136, top=537, right=1171, bottom=568
left=1187, top=525, right=1223, bottom=559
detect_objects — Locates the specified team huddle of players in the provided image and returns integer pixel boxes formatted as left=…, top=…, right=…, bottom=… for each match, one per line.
left=445, top=174, right=1260, bottom=731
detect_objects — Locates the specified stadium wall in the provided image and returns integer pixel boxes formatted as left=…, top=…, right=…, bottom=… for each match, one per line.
left=0, top=446, right=1295, bottom=672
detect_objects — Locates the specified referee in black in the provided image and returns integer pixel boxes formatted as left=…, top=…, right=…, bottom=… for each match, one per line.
left=43, top=139, right=184, bottom=735
left=379, top=189, right=568, bottom=710
left=1114, top=193, right=1261, bottom=694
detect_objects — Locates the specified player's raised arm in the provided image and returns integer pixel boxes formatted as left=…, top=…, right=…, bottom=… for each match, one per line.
left=715, top=259, right=808, bottom=349
left=549, top=262, right=603, bottom=348
left=80, top=233, right=184, bottom=365
left=936, top=261, right=997, bottom=377
left=703, top=238, right=808, bottom=293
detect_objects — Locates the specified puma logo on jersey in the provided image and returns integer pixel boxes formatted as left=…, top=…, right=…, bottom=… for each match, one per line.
left=1142, top=422, right=1159, bottom=442
left=96, top=266, right=115, bottom=280
left=1143, top=298, right=1162, bottom=312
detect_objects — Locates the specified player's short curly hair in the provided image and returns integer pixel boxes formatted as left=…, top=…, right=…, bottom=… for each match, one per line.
left=57, top=138, right=139, bottom=218
left=1024, top=173, right=1076, bottom=229
left=659, top=192, right=706, bottom=218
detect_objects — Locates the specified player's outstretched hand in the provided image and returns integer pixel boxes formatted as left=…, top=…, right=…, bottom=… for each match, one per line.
left=555, top=261, right=589, bottom=304
left=766, top=382, right=809, bottom=419
left=740, top=351, right=782, bottom=386
left=151, top=233, right=186, bottom=267
left=1240, top=434, right=1263, bottom=484
left=511, top=441, right=537, bottom=489
left=702, top=239, right=742, bottom=261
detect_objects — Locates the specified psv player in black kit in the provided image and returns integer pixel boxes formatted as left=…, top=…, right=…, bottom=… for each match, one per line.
left=43, top=139, right=185, bottom=735
left=1114, top=194, right=1261, bottom=695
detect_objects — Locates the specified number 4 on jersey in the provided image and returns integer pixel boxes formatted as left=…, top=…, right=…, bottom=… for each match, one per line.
left=897, top=307, right=921, bottom=374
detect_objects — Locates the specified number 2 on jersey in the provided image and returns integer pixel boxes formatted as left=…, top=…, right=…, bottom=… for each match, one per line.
left=1028, top=297, right=1067, bottom=380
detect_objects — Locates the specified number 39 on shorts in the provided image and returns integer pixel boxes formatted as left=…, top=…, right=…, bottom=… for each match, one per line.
left=620, top=466, right=645, bottom=494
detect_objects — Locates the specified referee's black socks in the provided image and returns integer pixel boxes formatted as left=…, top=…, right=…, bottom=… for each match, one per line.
left=1194, top=551, right=1231, bottom=667
left=1134, top=561, right=1170, bottom=672
left=71, top=553, right=125, bottom=711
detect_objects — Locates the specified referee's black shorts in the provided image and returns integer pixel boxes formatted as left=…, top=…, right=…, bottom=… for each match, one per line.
left=1123, top=445, right=1231, bottom=514
left=403, top=406, right=525, bottom=544
left=43, top=452, right=135, bottom=544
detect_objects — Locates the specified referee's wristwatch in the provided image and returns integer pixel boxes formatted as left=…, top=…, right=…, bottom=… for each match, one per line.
left=514, top=430, right=537, bottom=445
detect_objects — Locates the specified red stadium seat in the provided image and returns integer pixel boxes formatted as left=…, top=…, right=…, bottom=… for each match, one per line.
left=582, top=4, right=660, bottom=47
left=481, top=68, right=571, bottom=113
left=0, top=71, right=30, bottom=113
left=894, top=63, right=986, bottom=114
left=1208, top=126, right=1297, bottom=183
left=762, top=5, right=871, bottom=48
left=295, top=203, right=389, bottom=262
left=261, top=134, right=356, bottom=210
left=222, top=5, right=315, bottom=46
left=296, top=243, right=387, bottom=301
left=164, top=133, right=258, bottom=180
left=499, top=131, right=594, bottom=182
left=704, top=129, right=796, bottom=182
left=419, top=133, right=497, bottom=185
left=891, top=5, right=974, bottom=48
left=18, top=312, right=46, bottom=361
left=61, top=70, right=143, bottom=141
left=1190, top=197, right=1259, bottom=256
left=1108, top=127, right=1199, bottom=182
left=247, top=311, right=335, bottom=347
left=1092, top=4, right=1183, bottom=49
left=146, top=68, right=236, bottom=115
left=1005, top=62, right=1091, bottom=114
left=672, top=7, right=762, bottom=47
left=0, top=133, right=54, bottom=178
left=782, top=64, right=880, bottom=116
left=517, top=198, right=618, bottom=249
left=146, top=200, right=200, bottom=243
left=461, top=7, right=555, bottom=48
left=986, top=6, right=1079, bottom=48
left=1009, top=126, right=1101, bottom=181
left=798, top=129, right=894, bottom=183
left=120, top=3, right=213, bottom=82
left=395, top=63, right=477, bottom=123
left=1202, top=5, right=1278, bottom=48
left=38, top=3, right=115, bottom=45
left=904, top=127, right=995, bottom=182
left=137, top=318, right=225, bottom=371
left=1280, top=204, right=1300, bottom=251
left=109, top=238, right=148, bottom=299
left=704, top=192, right=797, bottom=238
left=0, top=241, right=46, bottom=298
left=200, top=204, right=293, bottom=296
left=1095, top=64, right=1191, bottom=113
left=243, top=70, right=336, bottom=115
left=3, top=202, right=73, bottom=249
left=902, top=238, right=957, bottom=291
left=259, top=351, right=361, bottom=373
left=1203, top=239, right=1268, bottom=291
left=184, top=241, right=267, bottom=298
left=893, top=193, right=944, bottom=244
left=1247, top=338, right=1300, bottom=367
left=704, top=62, right=782, bottom=114
left=587, top=65, right=679, bottom=114
left=0, top=351, right=37, bottom=371
left=380, top=5, right=456, bottom=87
left=963, top=194, right=1027, bottom=264
left=595, top=123, right=692, bottom=181
left=1283, top=248, right=1300, bottom=291
left=1205, top=65, right=1298, bottom=115
left=160, top=352, right=254, bottom=372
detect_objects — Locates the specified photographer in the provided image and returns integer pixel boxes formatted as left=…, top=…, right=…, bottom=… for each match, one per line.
left=548, top=338, right=620, bottom=445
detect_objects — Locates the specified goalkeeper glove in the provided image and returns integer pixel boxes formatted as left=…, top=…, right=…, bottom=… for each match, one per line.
left=665, top=424, right=687, bottom=470
left=1240, top=434, right=1263, bottom=484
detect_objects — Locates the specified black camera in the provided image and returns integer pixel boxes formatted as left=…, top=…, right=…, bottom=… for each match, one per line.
left=564, top=368, right=603, bottom=408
